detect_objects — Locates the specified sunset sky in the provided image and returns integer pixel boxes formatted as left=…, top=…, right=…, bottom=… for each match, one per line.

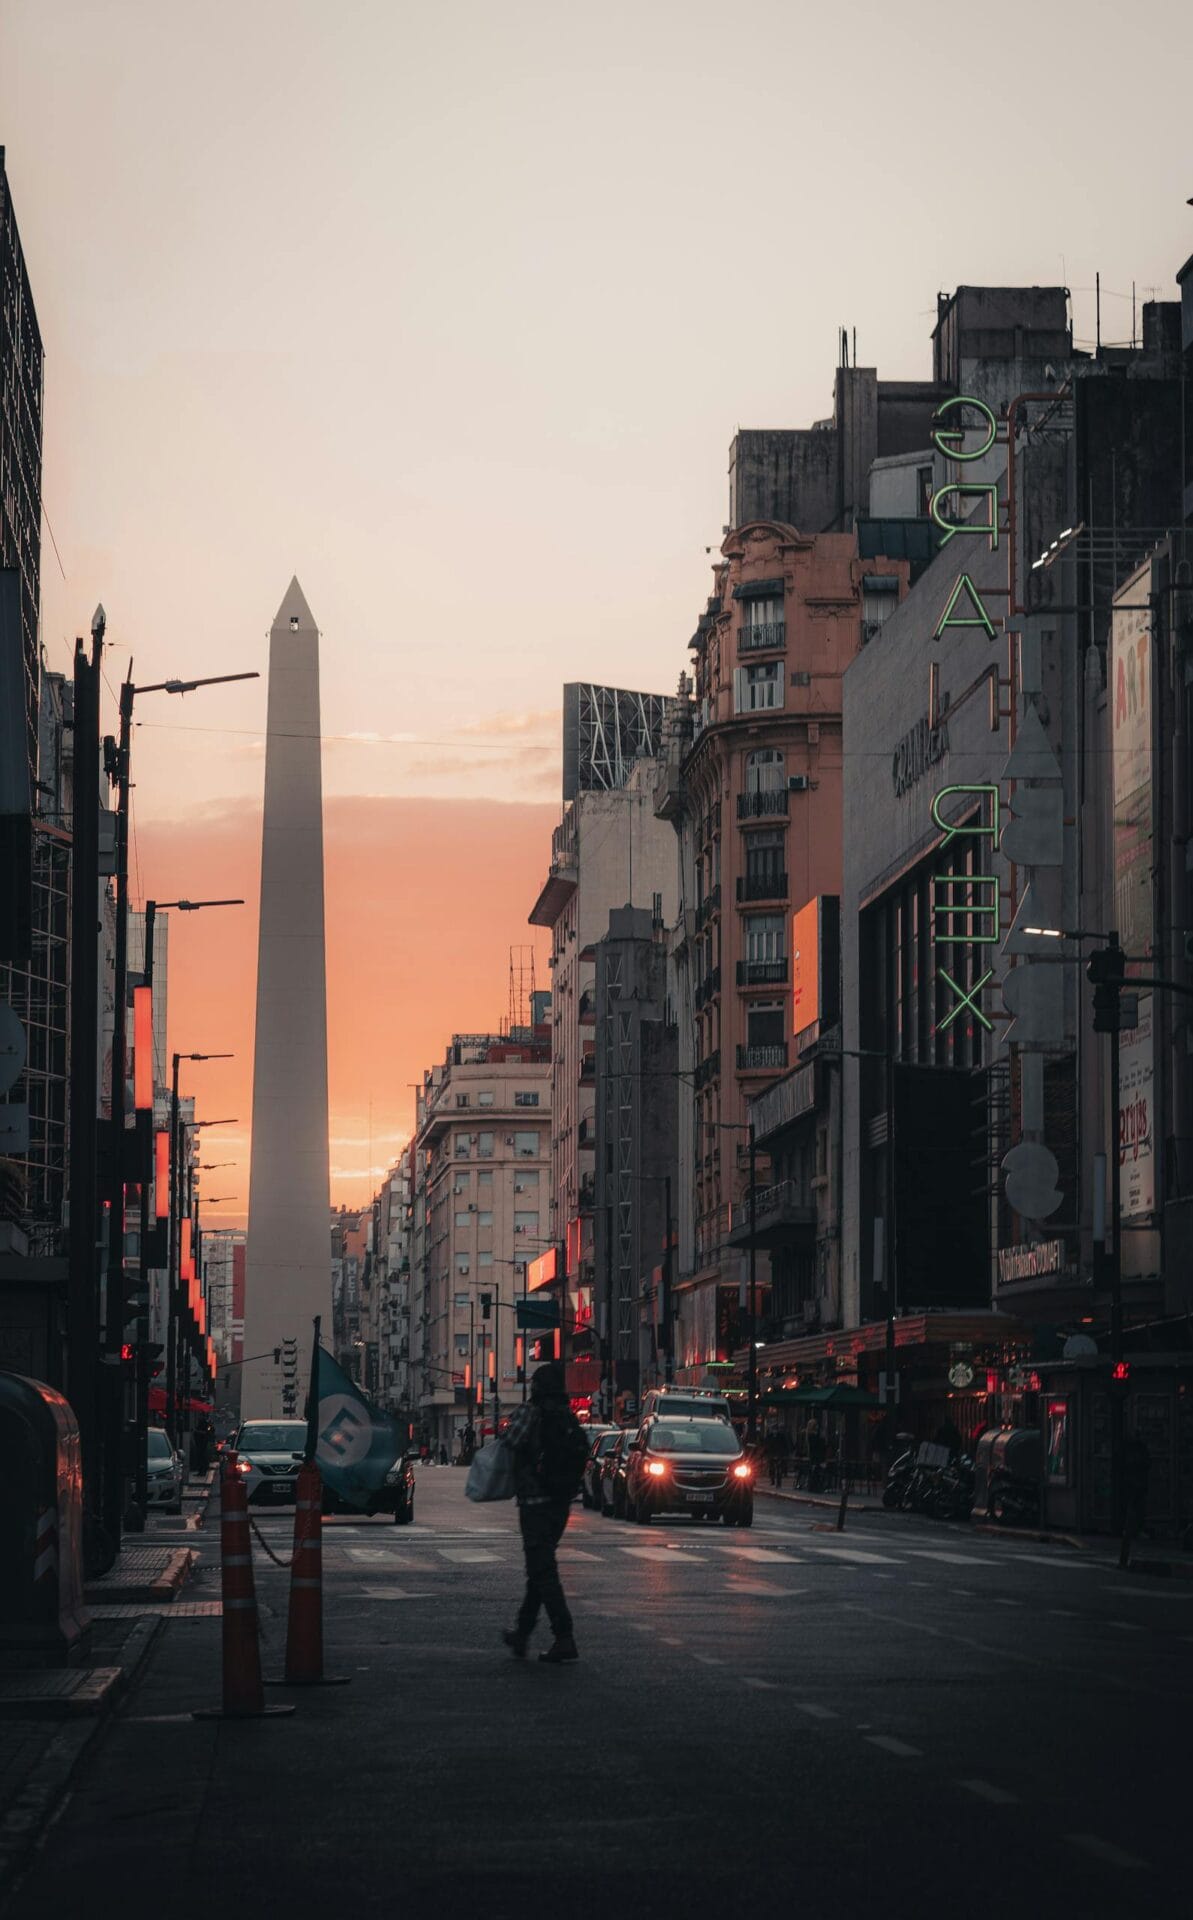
left=3, top=0, right=1190, bottom=1213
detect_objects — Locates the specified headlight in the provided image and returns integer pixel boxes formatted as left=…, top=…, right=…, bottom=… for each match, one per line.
left=646, top=1460, right=667, bottom=1478
left=732, top=1463, right=752, bottom=1480
left=234, top=1459, right=253, bottom=1475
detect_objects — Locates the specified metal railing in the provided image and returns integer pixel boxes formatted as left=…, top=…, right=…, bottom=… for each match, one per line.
left=738, top=621, right=786, bottom=653
left=736, top=958, right=788, bottom=987
left=737, top=789, right=788, bottom=820
left=736, top=1042, right=788, bottom=1072
left=736, top=870, right=787, bottom=903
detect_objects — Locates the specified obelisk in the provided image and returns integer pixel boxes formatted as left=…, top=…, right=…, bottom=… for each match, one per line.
left=243, top=578, right=331, bottom=1415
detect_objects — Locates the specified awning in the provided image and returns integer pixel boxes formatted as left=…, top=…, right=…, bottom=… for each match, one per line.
left=149, top=1386, right=213, bottom=1416
left=761, top=1384, right=881, bottom=1410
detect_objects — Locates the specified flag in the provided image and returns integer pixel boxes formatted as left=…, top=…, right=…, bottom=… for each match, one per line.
left=311, top=1344, right=403, bottom=1511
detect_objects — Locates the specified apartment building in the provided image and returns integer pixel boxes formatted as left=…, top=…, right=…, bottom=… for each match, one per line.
left=413, top=1025, right=551, bottom=1452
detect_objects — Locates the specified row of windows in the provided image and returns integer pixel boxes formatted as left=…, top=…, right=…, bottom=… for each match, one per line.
left=452, top=1169, right=539, bottom=1193
left=453, top=1090, right=540, bottom=1108
left=454, top=1130, right=541, bottom=1157
left=453, top=1210, right=540, bottom=1233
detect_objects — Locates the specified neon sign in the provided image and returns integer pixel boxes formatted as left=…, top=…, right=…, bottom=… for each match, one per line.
left=927, top=396, right=1002, bottom=645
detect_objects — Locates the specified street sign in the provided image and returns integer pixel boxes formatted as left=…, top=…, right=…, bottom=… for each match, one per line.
left=516, top=1299, right=561, bottom=1330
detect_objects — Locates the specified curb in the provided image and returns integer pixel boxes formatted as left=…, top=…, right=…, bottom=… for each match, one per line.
left=970, top=1523, right=1087, bottom=1551
left=756, top=1486, right=880, bottom=1515
left=0, top=1615, right=163, bottom=1896
left=1118, top=1555, right=1193, bottom=1581
left=84, top=1546, right=196, bottom=1608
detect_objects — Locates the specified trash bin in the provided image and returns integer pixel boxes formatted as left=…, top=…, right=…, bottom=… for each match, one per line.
left=0, top=1370, right=91, bottom=1662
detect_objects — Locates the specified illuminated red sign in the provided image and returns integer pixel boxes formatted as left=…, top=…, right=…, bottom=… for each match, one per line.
left=527, top=1246, right=559, bottom=1293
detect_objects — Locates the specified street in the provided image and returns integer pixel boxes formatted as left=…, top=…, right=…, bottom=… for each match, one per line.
left=8, top=1471, right=1187, bottom=1919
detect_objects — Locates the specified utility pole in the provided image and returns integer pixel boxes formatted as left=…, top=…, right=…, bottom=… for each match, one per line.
left=662, top=1174, right=673, bottom=1384
left=66, top=610, right=104, bottom=1534
left=747, top=1124, right=758, bottom=1444
left=99, top=668, right=134, bottom=1549
left=884, top=1046, right=898, bottom=1454
left=1089, top=932, right=1127, bottom=1530
left=604, top=1201, right=614, bottom=1422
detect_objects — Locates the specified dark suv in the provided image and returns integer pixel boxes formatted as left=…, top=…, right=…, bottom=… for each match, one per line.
left=624, top=1418, right=754, bottom=1527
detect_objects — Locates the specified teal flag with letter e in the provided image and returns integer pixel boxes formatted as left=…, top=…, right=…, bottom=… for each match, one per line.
left=312, top=1344, right=404, bottom=1510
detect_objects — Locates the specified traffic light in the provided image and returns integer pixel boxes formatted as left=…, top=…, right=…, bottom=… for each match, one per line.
left=1087, top=943, right=1126, bottom=1033
left=1111, top=1359, right=1131, bottom=1393
left=480, top=1292, right=492, bottom=1320
left=273, top=1347, right=281, bottom=1365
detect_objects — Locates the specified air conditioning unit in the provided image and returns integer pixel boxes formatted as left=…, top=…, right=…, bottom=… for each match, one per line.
left=788, top=774, right=810, bottom=792
left=514, top=1226, right=526, bottom=1236
left=458, top=1263, right=470, bottom=1275
left=514, top=1182, right=525, bottom=1193
left=468, top=1203, right=476, bottom=1212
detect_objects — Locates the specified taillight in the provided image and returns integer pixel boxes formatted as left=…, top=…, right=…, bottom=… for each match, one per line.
left=646, top=1459, right=667, bottom=1478
left=732, top=1463, right=751, bottom=1480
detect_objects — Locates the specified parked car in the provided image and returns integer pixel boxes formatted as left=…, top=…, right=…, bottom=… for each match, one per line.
left=581, top=1429, right=623, bottom=1509
left=600, top=1429, right=639, bottom=1518
left=145, top=1426, right=184, bottom=1513
left=231, top=1419, right=308, bottom=1506
left=624, top=1417, right=754, bottom=1526
left=321, top=1450, right=417, bottom=1524
left=640, top=1386, right=732, bottom=1425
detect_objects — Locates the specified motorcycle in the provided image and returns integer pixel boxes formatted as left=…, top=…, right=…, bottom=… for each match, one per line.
left=925, top=1453, right=974, bottom=1522
left=987, top=1470, right=1039, bottom=1526
left=882, top=1445, right=916, bottom=1510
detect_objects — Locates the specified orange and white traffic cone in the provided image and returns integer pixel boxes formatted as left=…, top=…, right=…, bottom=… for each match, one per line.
left=193, top=1453, right=295, bottom=1721
left=275, top=1460, right=348, bottom=1687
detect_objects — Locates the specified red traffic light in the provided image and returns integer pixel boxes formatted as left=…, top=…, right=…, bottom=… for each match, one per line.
left=120, top=1343, right=135, bottom=1363
left=1111, top=1360, right=1130, bottom=1383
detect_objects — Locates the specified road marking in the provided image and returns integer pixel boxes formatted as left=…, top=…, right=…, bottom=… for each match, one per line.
left=661, top=1636, right=684, bottom=1646
left=362, top=1586, right=432, bottom=1599
left=948, top=1589, right=977, bottom=1598
left=1106, top=1620, right=1142, bottom=1632
left=620, top=1547, right=687, bottom=1564
left=865, top=1735, right=922, bottom=1758
left=905, top=1550, right=990, bottom=1567
left=798, top=1545, right=900, bottom=1566
left=557, top=1548, right=599, bottom=1561
left=437, top=1548, right=500, bottom=1564
left=1066, top=1834, right=1152, bottom=1872
left=743, top=1677, right=780, bottom=1690
left=992, top=1597, right=1022, bottom=1607
left=346, top=1548, right=393, bottom=1562
left=1112, top=1586, right=1193, bottom=1600
left=731, top=1548, right=805, bottom=1565
left=793, top=1702, right=838, bottom=1720
left=1048, top=1608, right=1078, bottom=1618
left=962, top=1779, right=1018, bottom=1805
left=725, top=1578, right=791, bottom=1597
left=692, top=1653, right=723, bottom=1666
left=998, top=1551, right=1092, bottom=1570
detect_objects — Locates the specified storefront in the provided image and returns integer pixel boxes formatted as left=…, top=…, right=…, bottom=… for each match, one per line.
left=1035, top=1354, right=1193, bottom=1539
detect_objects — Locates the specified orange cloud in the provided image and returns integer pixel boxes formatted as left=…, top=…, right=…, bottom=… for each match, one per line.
left=136, top=795, right=555, bottom=1223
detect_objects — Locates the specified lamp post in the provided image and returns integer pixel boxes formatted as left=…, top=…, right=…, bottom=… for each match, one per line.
left=102, top=656, right=257, bottom=1547
left=126, top=900, right=242, bottom=1529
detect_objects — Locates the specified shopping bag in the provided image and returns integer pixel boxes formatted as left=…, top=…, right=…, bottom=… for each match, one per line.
left=465, top=1437, right=516, bottom=1503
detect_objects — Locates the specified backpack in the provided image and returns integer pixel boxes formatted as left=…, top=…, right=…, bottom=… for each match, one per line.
left=535, top=1404, right=590, bottom=1501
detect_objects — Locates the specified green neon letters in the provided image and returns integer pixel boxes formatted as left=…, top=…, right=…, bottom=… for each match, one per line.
left=931, top=873, right=1000, bottom=945
left=930, top=783, right=1000, bottom=849
left=934, top=571, right=997, bottom=642
left=930, top=483, right=999, bottom=550
left=929, top=395, right=998, bottom=462
left=938, top=967, right=994, bottom=1032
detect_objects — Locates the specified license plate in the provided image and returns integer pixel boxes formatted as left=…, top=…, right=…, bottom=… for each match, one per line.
left=685, top=1491, right=714, bottom=1504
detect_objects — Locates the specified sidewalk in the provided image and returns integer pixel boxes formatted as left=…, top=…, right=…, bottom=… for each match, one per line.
left=0, top=1509, right=206, bottom=1897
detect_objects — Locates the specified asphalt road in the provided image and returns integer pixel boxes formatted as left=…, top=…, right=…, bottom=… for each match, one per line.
left=10, top=1470, right=1187, bottom=1918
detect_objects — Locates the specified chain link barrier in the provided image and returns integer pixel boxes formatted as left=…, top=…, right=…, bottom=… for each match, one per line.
left=248, top=1512, right=294, bottom=1568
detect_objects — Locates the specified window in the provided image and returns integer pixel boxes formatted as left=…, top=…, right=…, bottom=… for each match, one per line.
left=453, top=1291, right=469, bottom=1309
left=744, top=829, right=785, bottom=891
left=477, top=1210, right=493, bottom=1229
left=478, top=1090, right=494, bottom=1107
left=745, top=913, right=785, bottom=963
left=452, top=1174, right=470, bottom=1196
left=455, top=1093, right=470, bottom=1108
left=455, top=1255, right=471, bottom=1275
left=454, top=1135, right=470, bottom=1158
left=514, top=1130, right=540, bottom=1156
left=478, top=1169, right=493, bottom=1188
left=514, top=1091, right=540, bottom=1107
left=454, top=1211, right=471, bottom=1231
left=454, top=1334, right=469, bottom=1356
left=478, top=1251, right=493, bottom=1269
left=745, top=748, right=785, bottom=793
left=514, top=1211, right=539, bottom=1235
left=514, top=1169, right=539, bottom=1190
left=733, top=662, right=783, bottom=714
left=747, top=1003, right=785, bottom=1048
left=478, top=1131, right=495, bottom=1159
left=743, top=593, right=783, bottom=631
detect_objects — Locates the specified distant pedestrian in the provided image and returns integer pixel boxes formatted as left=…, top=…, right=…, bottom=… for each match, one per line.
left=191, top=1415, right=214, bottom=1474
left=438, top=1443, right=449, bottom=1466
left=502, top=1362, right=589, bottom=1663
left=805, top=1416, right=826, bottom=1492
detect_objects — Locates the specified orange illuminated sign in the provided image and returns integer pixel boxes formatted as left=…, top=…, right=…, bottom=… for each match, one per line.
left=154, top=1130, right=170, bottom=1219
left=133, top=986, right=154, bottom=1112
left=527, top=1246, right=559, bottom=1293
left=792, top=899, right=820, bottom=1036
left=180, top=1217, right=194, bottom=1283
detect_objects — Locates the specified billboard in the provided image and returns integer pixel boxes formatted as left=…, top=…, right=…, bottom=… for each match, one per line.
left=1110, top=571, right=1153, bottom=959
left=562, top=683, right=671, bottom=802
left=792, top=896, right=840, bottom=1044
left=1119, top=1000, right=1155, bottom=1220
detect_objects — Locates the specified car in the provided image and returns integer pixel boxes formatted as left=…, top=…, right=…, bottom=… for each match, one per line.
left=321, top=1451, right=417, bottom=1524
left=623, top=1417, right=754, bottom=1526
left=640, top=1386, right=733, bottom=1424
left=231, top=1419, right=308, bottom=1506
left=581, top=1429, right=623, bottom=1509
left=145, top=1426, right=184, bottom=1512
left=600, top=1428, right=639, bottom=1518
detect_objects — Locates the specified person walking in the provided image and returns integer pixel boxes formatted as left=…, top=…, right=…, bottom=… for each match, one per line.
left=502, top=1361, right=588, bottom=1664
left=805, top=1415, right=826, bottom=1492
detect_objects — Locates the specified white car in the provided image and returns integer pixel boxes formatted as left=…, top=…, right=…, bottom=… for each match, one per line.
left=640, top=1387, right=733, bottom=1424
left=231, top=1419, right=308, bottom=1506
left=146, top=1426, right=184, bottom=1512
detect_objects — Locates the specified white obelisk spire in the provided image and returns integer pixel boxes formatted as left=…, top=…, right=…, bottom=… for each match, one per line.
left=243, top=578, right=331, bottom=1414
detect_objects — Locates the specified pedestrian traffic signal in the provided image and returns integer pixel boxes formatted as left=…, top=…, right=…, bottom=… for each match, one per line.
left=1111, top=1359, right=1131, bottom=1391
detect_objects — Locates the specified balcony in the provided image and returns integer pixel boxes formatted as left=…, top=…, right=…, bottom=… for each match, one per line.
left=738, top=621, right=786, bottom=654
left=578, top=989, right=595, bottom=1024
left=737, top=789, right=788, bottom=821
left=695, top=883, right=722, bottom=931
left=579, top=1174, right=596, bottom=1210
left=579, top=1052, right=595, bottom=1083
left=736, top=870, right=788, bottom=904
left=736, top=1042, right=788, bottom=1073
left=727, top=1177, right=816, bottom=1250
left=736, top=957, right=789, bottom=988
left=694, top=966, right=721, bottom=1010
left=693, top=1050, right=720, bottom=1091
left=577, top=1116, right=595, bottom=1149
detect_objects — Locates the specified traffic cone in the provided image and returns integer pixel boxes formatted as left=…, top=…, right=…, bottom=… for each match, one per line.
left=193, top=1453, right=294, bottom=1720
left=273, top=1459, right=348, bottom=1687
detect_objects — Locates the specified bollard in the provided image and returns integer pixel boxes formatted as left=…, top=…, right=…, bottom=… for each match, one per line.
left=193, top=1454, right=294, bottom=1721
left=836, top=1481, right=849, bottom=1533
left=270, top=1460, right=348, bottom=1687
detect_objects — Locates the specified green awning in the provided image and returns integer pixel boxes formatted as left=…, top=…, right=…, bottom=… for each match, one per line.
left=760, top=1384, right=881, bottom=1410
